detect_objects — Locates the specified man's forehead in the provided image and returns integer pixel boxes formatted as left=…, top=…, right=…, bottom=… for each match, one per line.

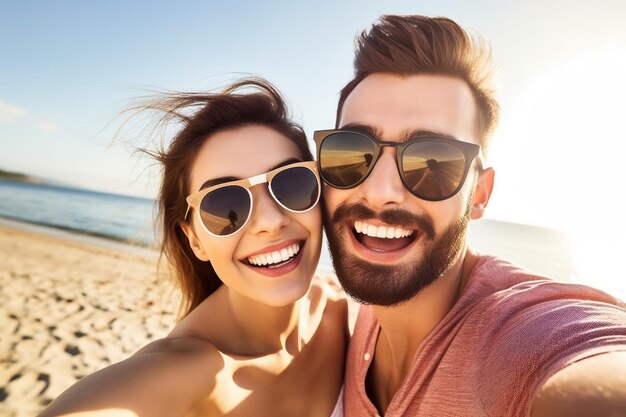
left=338, top=73, right=479, bottom=143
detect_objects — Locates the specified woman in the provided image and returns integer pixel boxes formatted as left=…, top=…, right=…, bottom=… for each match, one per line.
left=38, top=78, right=348, bottom=417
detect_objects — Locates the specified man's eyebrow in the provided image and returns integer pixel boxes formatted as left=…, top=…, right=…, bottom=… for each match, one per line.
left=339, top=123, right=383, bottom=138
left=197, top=157, right=303, bottom=191
left=339, top=123, right=454, bottom=141
left=404, top=128, right=455, bottom=141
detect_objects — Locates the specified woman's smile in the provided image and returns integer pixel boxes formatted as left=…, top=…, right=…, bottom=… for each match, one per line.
left=241, top=239, right=307, bottom=277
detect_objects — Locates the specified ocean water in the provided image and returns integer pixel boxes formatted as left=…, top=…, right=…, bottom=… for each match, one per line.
left=0, top=180, right=155, bottom=246
left=0, top=179, right=576, bottom=281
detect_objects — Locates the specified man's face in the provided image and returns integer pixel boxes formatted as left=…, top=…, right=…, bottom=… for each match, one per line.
left=322, top=73, right=485, bottom=306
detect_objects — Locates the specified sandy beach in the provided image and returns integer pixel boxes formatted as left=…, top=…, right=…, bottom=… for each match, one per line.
left=0, top=222, right=179, bottom=417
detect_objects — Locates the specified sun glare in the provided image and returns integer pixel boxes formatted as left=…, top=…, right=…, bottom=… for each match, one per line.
left=492, top=47, right=626, bottom=297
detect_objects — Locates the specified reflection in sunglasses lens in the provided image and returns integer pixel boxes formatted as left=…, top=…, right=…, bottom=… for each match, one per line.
left=402, top=141, right=466, bottom=200
left=272, top=167, right=319, bottom=211
left=200, top=186, right=250, bottom=235
left=320, top=132, right=376, bottom=188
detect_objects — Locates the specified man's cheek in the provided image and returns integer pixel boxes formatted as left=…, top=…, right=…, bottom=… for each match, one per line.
left=322, top=187, right=346, bottom=212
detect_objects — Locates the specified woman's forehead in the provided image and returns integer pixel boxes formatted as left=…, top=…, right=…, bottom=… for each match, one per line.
left=189, top=125, right=302, bottom=189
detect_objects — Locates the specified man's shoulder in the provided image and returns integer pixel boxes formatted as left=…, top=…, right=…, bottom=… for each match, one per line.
left=462, top=256, right=625, bottom=340
left=466, top=252, right=548, bottom=290
left=465, top=252, right=624, bottom=310
left=455, top=255, right=626, bottom=416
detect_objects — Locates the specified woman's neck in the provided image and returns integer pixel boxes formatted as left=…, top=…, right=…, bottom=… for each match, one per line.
left=213, top=286, right=307, bottom=356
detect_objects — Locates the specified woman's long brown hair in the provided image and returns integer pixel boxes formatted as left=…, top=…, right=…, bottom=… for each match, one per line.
left=130, top=78, right=312, bottom=318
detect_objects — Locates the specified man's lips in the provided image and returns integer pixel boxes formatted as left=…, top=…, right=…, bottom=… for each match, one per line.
left=352, top=220, right=419, bottom=256
left=354, top=220, right=414, bottom=239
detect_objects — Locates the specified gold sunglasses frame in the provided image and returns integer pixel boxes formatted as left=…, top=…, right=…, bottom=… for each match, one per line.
left=184, top=161, right=320, bottom=237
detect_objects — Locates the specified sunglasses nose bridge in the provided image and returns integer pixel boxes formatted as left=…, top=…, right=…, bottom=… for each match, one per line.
left=377, top=141, right=403, bottom=162
left=375, top=142, right=403, bottom=171
left=248, top=173, right=268, bottom=187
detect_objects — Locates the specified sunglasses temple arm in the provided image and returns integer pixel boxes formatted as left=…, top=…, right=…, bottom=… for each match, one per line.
left=475, top=150, right=486, bottom=171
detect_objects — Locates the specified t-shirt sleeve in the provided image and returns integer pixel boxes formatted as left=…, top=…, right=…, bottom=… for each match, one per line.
left=472, top=280, right=626, bottom=416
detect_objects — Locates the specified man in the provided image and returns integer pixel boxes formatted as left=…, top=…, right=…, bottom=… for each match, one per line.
left=316, top=15, right=626, bottom=416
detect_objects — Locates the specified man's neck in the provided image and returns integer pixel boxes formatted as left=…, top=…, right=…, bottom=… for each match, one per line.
left=366, top=248, right=479, bottom=413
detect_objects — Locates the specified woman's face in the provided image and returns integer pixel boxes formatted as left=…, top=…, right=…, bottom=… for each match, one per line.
left=182, top=124, right=322, bottom=306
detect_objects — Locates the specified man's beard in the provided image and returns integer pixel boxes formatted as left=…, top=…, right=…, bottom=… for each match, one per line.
left=323, top=199, right=472, bottom=307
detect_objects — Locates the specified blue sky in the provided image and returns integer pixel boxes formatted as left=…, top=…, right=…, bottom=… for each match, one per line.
left=2, top=0, right=626, bottom=238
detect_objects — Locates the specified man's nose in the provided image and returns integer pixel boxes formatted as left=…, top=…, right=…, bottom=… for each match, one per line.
left=357, top=147, right=406, bottom=210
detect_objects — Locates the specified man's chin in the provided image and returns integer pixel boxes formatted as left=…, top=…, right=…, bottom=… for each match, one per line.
left=326, top=219, right=470, bottom=306
left=323, top=199, right=472, bottom=306
left=328, top=239, right=431, bottom=306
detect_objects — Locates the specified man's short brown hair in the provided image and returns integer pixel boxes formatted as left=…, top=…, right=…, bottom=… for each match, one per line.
left=337, top=15, right=499, bottom=149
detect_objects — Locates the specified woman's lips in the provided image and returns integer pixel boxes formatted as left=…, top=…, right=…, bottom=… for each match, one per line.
left=242, top=239, right=301, bottom=260
left=242, top=240, right=305, bottom=278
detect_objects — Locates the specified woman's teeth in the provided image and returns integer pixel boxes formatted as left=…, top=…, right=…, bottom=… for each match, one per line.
left=247, top=243, right=300, bottom=267
left=354, top=221, right=414, bottom=239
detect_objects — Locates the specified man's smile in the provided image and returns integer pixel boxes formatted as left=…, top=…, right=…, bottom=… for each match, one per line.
left=349, top=220, right=420, bottom=259
left=354, top=220, right=414, bottom=239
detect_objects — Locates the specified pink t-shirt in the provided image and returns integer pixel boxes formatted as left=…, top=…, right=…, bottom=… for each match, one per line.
left=344, top=255, right=626, bottom=416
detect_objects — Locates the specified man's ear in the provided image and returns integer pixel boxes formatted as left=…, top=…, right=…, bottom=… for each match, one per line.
left=471, top=167, right=495, bottom=220
left=179, top=221, right=211, bottom=262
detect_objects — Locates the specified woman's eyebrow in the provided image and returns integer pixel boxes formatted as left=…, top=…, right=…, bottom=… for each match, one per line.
left=270, top=157, right=302, bottom=171
left=197, top=157, right=303, bottom=191
left=198, top=176, right=239, bottom=191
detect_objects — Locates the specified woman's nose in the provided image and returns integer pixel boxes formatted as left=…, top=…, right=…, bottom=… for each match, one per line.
left=245, top=186, right=290, bottom=235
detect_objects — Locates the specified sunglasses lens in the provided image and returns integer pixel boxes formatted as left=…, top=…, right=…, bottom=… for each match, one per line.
left=271, top=166, right=319, bottom=211
left=199, top=186, right=250, bottom=236
left=319, top=132, right=376, bottom=188
left=402, top=141, right=467, bottom=200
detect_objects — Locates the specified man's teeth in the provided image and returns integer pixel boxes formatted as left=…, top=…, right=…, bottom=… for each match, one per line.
left=247, top=243, right=300, bottom=266
left=354, top=221, right=414, bottom=239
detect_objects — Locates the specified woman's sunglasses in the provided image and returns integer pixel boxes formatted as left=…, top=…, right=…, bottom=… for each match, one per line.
left=185, top=161, right=320, bottom=237
left=314, top=129, right=484, bottom=201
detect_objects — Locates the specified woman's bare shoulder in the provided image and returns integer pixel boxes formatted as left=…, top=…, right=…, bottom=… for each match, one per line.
left=310, top=273, right=346, bottom=302
left=135, top=334, right=221, bottom=358
left=134, top=335, right=224, bottom=396
left=310, top=274, right=359, bottom=336
left=307, top=274, right=350, bottom=332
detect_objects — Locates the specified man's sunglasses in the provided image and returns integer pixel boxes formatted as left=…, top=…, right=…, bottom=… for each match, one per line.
left=314, top=129, right=484, bottom=201
left=185, top=161, right=320, bottom=237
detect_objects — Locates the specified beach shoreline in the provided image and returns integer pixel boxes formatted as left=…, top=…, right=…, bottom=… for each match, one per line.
left=0, top=217, right=159, bottom=259
left=0, top=221, right=178, bottom=417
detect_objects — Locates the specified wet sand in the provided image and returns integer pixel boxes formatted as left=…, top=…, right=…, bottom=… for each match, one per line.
left=0, top=222, right=179, bottom=417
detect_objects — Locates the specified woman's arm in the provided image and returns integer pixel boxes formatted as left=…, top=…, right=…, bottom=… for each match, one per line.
left=37, top=337, right=222, bottom=417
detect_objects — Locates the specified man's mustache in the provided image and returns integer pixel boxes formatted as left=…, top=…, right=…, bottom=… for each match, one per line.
left=330, top=202, right=435, bottom=240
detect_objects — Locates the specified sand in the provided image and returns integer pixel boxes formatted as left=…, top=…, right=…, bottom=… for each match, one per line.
left=0, top=223, right=179, bottom=417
